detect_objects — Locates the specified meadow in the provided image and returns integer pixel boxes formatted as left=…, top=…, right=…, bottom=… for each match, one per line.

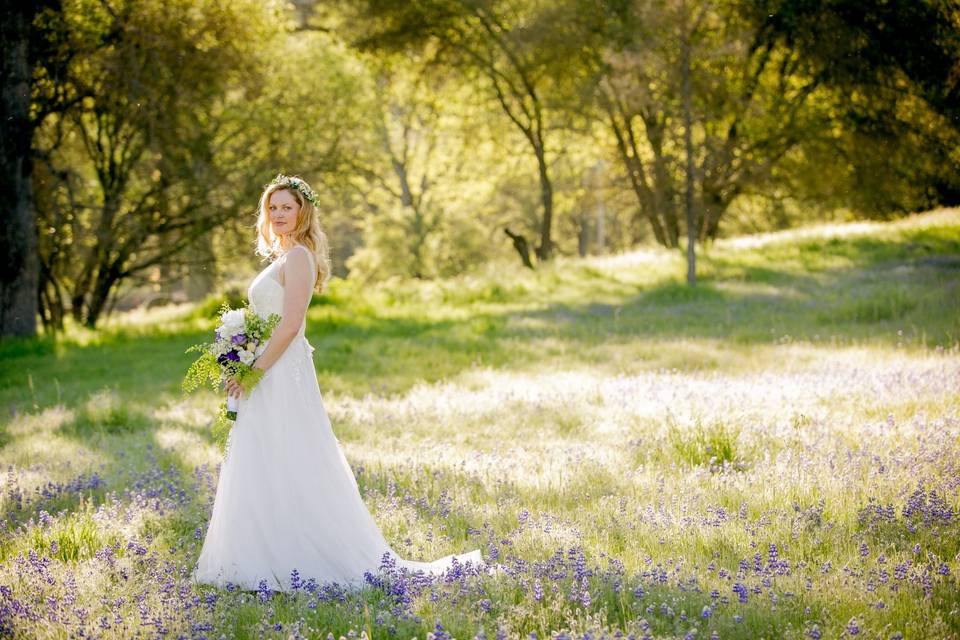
left=1, top=208, right=958, bottom=639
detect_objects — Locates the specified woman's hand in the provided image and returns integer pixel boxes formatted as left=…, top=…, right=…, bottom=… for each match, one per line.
left=225, top=377, right=245, bottom=399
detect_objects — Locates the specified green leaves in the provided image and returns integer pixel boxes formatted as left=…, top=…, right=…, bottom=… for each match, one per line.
left=181, top=347, right=220, bottom=394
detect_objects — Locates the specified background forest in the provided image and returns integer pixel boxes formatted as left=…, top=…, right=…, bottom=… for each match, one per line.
left=2, top=0, right=958, bottom=335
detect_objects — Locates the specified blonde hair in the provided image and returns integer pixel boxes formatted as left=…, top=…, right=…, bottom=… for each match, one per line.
left=255, top=174, right=332, bottom=294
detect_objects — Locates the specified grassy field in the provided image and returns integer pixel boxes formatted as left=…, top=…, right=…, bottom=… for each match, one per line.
left=0, top=208, right=958, bottom=639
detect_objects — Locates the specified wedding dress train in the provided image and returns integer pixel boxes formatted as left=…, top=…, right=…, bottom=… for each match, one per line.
left=192, top=245, right=483, bottom=591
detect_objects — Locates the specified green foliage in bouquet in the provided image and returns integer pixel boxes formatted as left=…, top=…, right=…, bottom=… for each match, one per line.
left=210, top=404, right=233, bottom=456
left=182, top=301, right=281, bottom=453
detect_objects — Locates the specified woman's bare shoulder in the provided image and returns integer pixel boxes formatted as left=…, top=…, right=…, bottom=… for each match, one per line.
left=278, top=245, right=313, bottom=284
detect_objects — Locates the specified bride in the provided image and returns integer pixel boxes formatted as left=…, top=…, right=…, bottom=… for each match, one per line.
left=192, top=174, right=483, bottom=591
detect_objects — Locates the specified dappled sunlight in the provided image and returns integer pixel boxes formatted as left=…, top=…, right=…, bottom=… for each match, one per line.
left=5, top=403, right=74, bottom=437
left=711, top=279, right=806, bottom=300
left=154, top=426, right=216, bottom=469
left=327, top=344, right=958, bottom=457
left=153, top=397, right=219, bottom=431
left=43, top=301, right=214, bottom=348
left=576, top=246, right=677, bottom=272
left=721, top=221, right=884, bottom=250
left=100, top=301, right=196, bottom=331
left=718, top=207, right=959, bottom=250
left=322, top=346, right=959, bottom=518
left=579, top=338, right=736, bottom=372
left=0, top=434, right=106, bottom=472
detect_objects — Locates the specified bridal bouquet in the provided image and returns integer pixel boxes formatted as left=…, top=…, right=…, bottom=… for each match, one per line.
left=182, top=301, right=280, bottom=451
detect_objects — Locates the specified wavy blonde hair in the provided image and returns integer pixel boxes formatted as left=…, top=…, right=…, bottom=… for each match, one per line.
left=255, top=174, right=332, bottom=294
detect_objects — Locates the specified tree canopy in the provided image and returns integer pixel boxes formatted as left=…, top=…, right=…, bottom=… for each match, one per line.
left=1, top=0, right=957, bottom=334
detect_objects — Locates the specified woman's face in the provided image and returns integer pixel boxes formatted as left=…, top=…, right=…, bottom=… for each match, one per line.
left=268, top=189, right=301, bottom=237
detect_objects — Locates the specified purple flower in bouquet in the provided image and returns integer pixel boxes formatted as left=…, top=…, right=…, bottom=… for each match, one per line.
left=217, top=352, right=241, bottom=366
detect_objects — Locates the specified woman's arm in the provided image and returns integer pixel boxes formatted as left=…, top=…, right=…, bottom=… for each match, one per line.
left=225, top=249, right=313, bottom=398
left=254, top=249, right=313, bottom=373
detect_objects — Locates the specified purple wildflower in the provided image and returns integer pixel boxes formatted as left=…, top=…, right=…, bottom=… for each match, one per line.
left=733, top=582, right=748, bottom=603
left=257, top=579, right=273, bottom=602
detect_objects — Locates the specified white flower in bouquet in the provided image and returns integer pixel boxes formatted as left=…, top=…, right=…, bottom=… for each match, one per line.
left=219, top=308, right=246, bottom=336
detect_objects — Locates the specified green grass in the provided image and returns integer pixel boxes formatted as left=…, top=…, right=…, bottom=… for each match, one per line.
left=0, top=208, right=958, bottom=639
left=2, top=209, right=958, bottom=411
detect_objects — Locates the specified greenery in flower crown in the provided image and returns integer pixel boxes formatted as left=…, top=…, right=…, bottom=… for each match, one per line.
left=273, top=173, right=320, bottom=208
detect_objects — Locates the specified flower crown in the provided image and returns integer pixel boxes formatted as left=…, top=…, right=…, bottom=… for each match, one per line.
left=272, top=173, right=320, bottom=208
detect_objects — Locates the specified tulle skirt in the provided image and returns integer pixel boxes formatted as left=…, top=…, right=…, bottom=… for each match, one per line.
left=191, top=334, right=483, bottom=591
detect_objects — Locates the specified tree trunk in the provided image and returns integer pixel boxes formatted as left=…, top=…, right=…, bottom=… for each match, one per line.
left=700, top=193, right=726, bottom=241
left=504, top=228, right=534, bottom=269
left=577, top=208, right=589, bottom=257
left=84, top=260, right=122, bottom=329
left=185, top=234, right=216, bottom=301
left=0, top=5, right=40, bottom=338
left=647, top=131, right=680, bottom=247
left=602, top=98, right=668, bottom=246
left=534, top=141, right=553, bottom=262
left=591, top=161, right=606, bottom=253
left=410, top=205, right=426, bottom=279
left=38, top=256, right=66, bottom=333
left=681, top=27, right=697, bottom=285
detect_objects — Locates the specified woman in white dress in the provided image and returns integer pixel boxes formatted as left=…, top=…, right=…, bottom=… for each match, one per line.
left=192, top=174, right=483, bottom=592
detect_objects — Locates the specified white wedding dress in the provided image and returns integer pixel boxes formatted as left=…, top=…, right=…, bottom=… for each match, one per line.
left=192, top=245, right=482, bottom=591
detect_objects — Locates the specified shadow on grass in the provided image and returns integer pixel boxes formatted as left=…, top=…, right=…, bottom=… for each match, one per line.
left=508, top=247, right=958, bottom=345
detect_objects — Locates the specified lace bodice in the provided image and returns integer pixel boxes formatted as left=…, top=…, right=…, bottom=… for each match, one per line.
left=247, top=245, right=316, bottom=336
left=247, top=245, right=316, bottom=373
